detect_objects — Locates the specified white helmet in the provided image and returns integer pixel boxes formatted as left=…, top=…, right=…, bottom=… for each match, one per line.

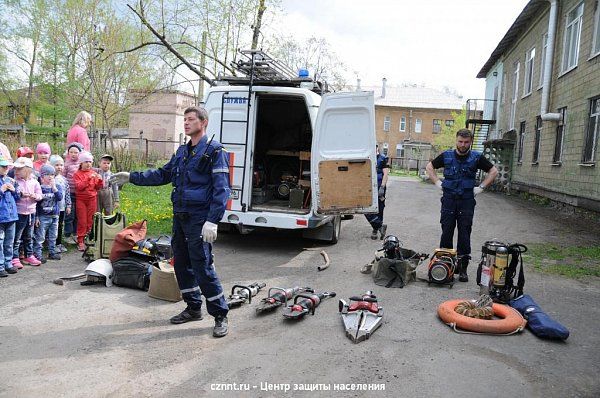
left=85, top=259, right=114, bottom=287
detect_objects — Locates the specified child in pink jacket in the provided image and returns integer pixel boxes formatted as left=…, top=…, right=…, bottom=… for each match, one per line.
left=12, top=157, right=42, bottom=267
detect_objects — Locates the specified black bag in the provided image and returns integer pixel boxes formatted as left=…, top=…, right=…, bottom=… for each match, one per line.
left=112, top=256, right=154, bottom=291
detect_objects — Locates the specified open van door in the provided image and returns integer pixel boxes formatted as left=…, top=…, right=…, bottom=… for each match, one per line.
left=312, top=91, right=378, bottom=215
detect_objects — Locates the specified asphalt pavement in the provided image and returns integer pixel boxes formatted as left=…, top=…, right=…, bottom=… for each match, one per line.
left=1, top=176, right=599, bottom=398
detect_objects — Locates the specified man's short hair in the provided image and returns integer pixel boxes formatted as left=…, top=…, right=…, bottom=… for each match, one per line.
left=184, top=106, right=209, bottom=121
left=456, top=128, right=473, bottom=139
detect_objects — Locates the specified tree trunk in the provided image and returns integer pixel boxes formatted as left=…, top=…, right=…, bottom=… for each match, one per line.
left=251, top=0, right=266, bottom=50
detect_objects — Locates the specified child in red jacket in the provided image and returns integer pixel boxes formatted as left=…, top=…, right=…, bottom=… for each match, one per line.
left=73, top=152, right=103, bottom=251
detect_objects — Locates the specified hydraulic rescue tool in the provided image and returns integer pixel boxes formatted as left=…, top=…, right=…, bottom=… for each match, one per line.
left=255, top=286, right=313, bottom=314
left=339, top=291, right=384, bottom=343
left=282, top=291, right=336, bottom=319
left=227, top=283, right=266, bottom=308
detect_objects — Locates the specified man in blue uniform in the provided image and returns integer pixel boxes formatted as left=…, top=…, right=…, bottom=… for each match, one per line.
left=425, top=129, right=498, bottom=282
left=365, top=145, right=389, bottom=240
left=111, top=106, right=231, bottom=337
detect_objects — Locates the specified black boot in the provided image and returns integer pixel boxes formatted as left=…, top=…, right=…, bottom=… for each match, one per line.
left=170, top=306, right=203, bottom=324
left=458, top=257, right=469, bottom=282
left=213, top=315, right=228, bottom=337
left=379, top=224, right=387, bottom=240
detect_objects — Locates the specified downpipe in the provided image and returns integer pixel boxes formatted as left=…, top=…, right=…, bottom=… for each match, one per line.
left=541, top=0, right=561, bottom=122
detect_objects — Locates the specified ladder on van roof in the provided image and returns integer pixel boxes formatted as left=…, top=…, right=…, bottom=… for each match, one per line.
left=233, top=50, right=297, bottom=80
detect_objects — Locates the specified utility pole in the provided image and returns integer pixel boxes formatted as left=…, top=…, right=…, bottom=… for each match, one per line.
left=198, top=31, right=207, bottom=104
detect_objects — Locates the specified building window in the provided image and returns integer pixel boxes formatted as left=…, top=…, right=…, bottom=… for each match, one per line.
left=539, top=33, right=548, bottom=87
left=533, top=116, right=542, bottom=164
left=383, top=116, right=391, bottom=132
left=396, top=143, right=404, bottom=158
left=433, top=119, right=441, bottom=133
left=382, top=142, right=389, bottom=156
left=400, top=116, right=406, bottom=132
left=415, top=118, right=422, bottom=133
left=553, top=107, right=567, bottom=163
left=445, top=120, right=454, bottom=127
left=562, top=2, right=584, bottom=73
left=510, top=62, right=520, bottom=130
left=523, top=47, right=535, bottom=96
left=501, top=72, right=507, bottom=103
left=518, top=121, right=526, bottom=163
left=593, top=1, right=600, bottom=56
left=582, top=96, right=600, bottom=163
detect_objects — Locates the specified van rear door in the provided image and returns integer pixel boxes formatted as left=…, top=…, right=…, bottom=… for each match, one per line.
left=312, top=91, right=378, bottom=215
left=206, top=90, right=252, bottom=212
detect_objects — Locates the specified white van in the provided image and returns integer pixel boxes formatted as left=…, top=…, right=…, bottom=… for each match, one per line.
left=204, top=55, right=378, bottom=243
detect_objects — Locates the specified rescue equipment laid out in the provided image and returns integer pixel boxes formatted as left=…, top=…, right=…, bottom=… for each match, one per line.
left=509, top=295, right=570, bottom=340
left=476, top=241, right=527, bottom=303
left=109, top=219, right=148, bottom=262
left=437, top=298, right=526, bottom=335
left=427, top=248, right=458, bottom=287
left=363, top=235, right=428, bottom=288
left=453, top=295, right=494, bottom=319
left=256, top=286, right=314, bottom=314
left=111, top=256, right=154, bottom=291
left=83, top=212, right=127, bottom=262
left=339, top=291, right=384, bottom=343
left=282, top=291, right=336, bottom=319
left=82, top=259, right=114, bottom=287
left=227, top=283, right=266, bottom=308
left=148, top=260, right=182, bottom=302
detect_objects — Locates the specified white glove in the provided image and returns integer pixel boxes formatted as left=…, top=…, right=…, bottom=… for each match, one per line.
left=474, top=186, right=484, bottom=197
left=435, top=180, right=443, bottom=190
left=110, top=172, right=130, bottom=187
left=202, top=221, right=218, bottom=243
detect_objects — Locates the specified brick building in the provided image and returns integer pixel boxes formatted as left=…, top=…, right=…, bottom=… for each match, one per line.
left=477, top=0, right=600, bottom=212
left=360, top=80, right=465, bottom=170
left=128, top=90, right=196, bottom=158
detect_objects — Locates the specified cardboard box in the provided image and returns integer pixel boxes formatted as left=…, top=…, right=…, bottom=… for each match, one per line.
left=148, top=261, right=182, bottom=302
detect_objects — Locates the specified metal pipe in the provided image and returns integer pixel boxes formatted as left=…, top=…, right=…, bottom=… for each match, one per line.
left=541, top=0, right=561, bottom=122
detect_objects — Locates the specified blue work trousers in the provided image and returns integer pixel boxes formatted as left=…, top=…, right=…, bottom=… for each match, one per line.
left=365, top=186, right=386, bottom=230
left=172, top=212, right=228, bottom=318
left=439, top=195, right=476, bottom=257
left=0, top=222, right=15, bottom=271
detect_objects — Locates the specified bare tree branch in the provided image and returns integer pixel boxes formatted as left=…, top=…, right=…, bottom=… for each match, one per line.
left=126, top=1, right=214, bottom=85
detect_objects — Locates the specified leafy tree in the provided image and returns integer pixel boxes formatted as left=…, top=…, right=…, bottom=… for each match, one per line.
left=433, top=107, right=466, bottom=152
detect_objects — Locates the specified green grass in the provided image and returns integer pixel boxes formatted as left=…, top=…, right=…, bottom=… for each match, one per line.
left=389, top=169, right=420, bottom=178
left=524, top=243, right=600, bottom=278
left=119, top=184, right=173, bottom=236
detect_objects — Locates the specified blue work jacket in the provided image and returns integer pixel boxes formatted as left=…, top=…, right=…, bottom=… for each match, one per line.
left=130, top=135, right=231, bottom=224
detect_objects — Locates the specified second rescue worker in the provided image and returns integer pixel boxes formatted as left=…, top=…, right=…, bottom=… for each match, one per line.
left=425, top=129, right=498, bottom=283
left=111, top=106, right=231, bottom=337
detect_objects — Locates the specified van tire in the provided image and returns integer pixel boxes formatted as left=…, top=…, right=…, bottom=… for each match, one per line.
left=329, top=215, right=342, bottom=244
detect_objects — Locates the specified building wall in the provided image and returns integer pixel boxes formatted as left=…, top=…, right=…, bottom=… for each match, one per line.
left=374, top=105, right=460, bottom=159
left=128, top=91, right=196, bottom=158
left=497, top=0, right=599, bottom=209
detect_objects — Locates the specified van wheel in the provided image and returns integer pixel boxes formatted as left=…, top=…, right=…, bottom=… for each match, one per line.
left=330, top=215, right=342, bottom=244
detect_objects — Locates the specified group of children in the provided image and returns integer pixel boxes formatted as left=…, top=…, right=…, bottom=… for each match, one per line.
left=0, top=141, right=119, bottom=278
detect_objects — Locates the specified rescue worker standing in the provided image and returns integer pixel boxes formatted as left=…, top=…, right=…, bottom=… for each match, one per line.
left=111, top=106, right=230, bottom=337
left=365, top=145, right=389, bottom=240
left=425, top=129, right=498, bottom=282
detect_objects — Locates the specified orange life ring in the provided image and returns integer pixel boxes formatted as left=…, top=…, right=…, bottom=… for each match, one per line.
left=437, top=299, right=526, bottom=334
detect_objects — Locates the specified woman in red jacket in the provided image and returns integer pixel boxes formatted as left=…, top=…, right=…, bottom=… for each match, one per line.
left=73, top=152, right=103, bottom=251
